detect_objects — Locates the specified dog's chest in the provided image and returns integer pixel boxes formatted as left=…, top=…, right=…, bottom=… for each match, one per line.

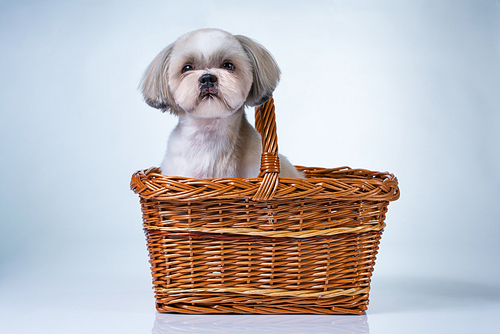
left=169, top=118, right=240, bottom=178
left=185, top=119, right=235, bottom=151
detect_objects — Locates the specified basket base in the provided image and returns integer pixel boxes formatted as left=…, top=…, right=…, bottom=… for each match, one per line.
left=155, top=292, right=368, bottom=315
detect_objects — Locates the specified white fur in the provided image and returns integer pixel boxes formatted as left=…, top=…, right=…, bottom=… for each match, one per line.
left=140, top=28, right=302, bottom=179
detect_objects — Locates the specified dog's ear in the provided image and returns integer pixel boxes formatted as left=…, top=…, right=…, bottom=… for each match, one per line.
left=139, top=44, right=182, bottom=114
left=235, top=35, right=281, bottom=107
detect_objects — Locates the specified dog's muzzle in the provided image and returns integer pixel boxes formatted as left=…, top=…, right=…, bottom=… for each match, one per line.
left=199, top=74, right=218, bottom=96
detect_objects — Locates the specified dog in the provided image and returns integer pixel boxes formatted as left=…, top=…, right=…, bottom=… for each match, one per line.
left=140, top=28, right=302, bottom=179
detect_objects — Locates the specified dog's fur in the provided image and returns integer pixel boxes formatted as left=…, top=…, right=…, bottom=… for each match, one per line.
left=140, top=28, right=302, bottom=179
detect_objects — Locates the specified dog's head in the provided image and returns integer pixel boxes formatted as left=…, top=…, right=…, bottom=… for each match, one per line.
left=140, top=29, right=280, bottom=117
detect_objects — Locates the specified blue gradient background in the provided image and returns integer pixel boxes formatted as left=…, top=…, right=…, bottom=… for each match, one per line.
left=1, top=1, right=499, bottom=333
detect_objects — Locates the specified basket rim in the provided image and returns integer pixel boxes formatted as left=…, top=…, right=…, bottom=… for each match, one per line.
left=130, top=165, right=400, bottom=202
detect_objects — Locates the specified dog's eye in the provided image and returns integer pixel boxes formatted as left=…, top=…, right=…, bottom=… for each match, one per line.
left=222, top=62, right=235, bottom=72
left=182, top=65, right=194, bottom=73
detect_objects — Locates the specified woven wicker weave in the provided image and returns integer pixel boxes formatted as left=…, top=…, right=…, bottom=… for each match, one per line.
left=131, top=97, right=399, bottom=315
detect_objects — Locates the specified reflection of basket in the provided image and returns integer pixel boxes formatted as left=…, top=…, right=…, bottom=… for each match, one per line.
left=152, top=314, right=370, bottom=333
left=131, top=97, right=399, bottom=315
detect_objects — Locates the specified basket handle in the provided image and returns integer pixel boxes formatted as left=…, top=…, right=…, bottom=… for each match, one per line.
left=251, top=97, right=280, bottom=201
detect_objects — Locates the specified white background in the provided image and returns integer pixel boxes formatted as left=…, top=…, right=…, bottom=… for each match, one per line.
left=1, top=1, right=499, bottom=333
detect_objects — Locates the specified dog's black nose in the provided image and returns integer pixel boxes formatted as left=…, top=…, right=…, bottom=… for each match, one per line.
left=199, top=74, right=217, bottom=87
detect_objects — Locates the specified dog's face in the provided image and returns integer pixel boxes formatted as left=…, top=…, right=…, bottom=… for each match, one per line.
left=140, top=29, right=280, bottom=117
left=167, top=29, right=253, bottom=117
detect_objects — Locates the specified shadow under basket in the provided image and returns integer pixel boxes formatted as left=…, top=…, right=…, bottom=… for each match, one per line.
left=130, top=97, right=400, bottom=315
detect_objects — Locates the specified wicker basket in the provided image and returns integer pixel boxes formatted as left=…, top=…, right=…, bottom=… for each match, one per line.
left=131, top=97, right=399, bottom=315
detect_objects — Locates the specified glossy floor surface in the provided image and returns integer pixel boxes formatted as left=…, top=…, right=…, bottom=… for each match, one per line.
left=1, top=259, right=499, bottom=334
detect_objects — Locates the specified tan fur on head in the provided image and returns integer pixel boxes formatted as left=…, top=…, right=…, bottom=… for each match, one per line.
left=139, top=44, right=182, bottom=114
left=234, top=35, right=281, bottom=107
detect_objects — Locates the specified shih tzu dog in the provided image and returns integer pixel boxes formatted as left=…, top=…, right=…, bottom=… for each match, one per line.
left=140, top=28, right=302, bottom=179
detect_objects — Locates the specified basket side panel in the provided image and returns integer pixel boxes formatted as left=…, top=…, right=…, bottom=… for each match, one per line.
left=145, top=230, right=382, bottom=315
left=138, top=190, right=392, bottom=315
